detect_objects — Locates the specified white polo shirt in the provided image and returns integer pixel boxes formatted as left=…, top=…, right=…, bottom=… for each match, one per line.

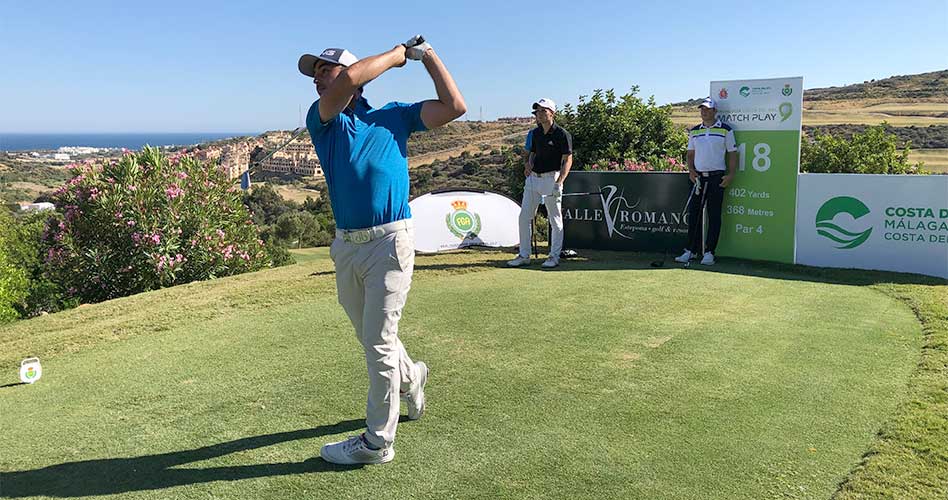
left=687, top=120, right=737, bottom=172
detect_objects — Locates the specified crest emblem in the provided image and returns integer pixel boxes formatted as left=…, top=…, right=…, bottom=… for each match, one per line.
left=445, top=200, right=482, bottom=239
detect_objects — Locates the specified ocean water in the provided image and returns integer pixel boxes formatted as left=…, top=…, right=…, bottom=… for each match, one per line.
left=0, top=133, right=258, bottom=152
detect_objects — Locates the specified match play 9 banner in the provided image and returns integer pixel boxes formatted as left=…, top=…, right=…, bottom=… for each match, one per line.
left=709, top=77, right=803, bottom=263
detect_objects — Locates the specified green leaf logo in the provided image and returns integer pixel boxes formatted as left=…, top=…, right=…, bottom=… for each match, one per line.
left=779, top=102, right=793, bottom=122
left=739, top=86, right=750, bottom=97
left=815, top=196, right=873, bottom=249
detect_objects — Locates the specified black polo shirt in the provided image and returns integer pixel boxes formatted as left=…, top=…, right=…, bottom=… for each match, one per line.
left=529, top=123, right=573, bottom=173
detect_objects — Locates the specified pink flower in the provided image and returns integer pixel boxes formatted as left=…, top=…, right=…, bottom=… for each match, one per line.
left=165, top=184, right=183, bottom=199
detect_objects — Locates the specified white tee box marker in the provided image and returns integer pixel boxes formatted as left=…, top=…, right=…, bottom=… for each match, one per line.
left=19, top=357, right=42, bottom=384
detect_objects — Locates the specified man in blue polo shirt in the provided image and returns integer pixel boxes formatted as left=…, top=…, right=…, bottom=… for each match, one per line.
left=675, top=97, right=738, bottom=266
left=298, top=36, right=466, bottom=465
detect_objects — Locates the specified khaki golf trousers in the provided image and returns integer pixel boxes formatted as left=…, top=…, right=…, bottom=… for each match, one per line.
left=331, top=220, right=419, bottom=448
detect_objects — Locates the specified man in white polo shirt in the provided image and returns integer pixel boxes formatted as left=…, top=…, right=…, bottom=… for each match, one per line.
left=675, top=97, right=737, bottom=266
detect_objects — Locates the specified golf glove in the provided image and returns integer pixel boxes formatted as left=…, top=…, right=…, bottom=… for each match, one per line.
left=404, top=35, right=431, bottom=60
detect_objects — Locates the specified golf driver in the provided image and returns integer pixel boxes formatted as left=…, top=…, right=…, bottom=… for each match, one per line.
left=534, top=189, right=605, bottom=258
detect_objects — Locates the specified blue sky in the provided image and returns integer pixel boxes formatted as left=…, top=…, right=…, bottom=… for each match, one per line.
left=2, top=0, right=945, bottom=133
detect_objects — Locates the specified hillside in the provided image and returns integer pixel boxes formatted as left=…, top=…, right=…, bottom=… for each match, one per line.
left=805, top=70, right=948, bottom=101
left=671, top=70, right=948, bottom=108
left=407, top=120, right=531, bottom=167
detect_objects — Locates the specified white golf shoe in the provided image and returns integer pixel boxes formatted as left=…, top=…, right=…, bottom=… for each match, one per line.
left=402, top=361, right=428, bottom=420
left=320, top=434, right=394, bottom=465
left=507, top=255, right=530, bottom=267
left=541, top=256, right=559, bottom=268
left=674, top=250, right=693, bottom=263
left=701, top=252, right=715, bottom=265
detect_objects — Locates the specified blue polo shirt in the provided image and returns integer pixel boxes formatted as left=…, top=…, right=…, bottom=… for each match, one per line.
left=306, top=97, right=427, bottom=230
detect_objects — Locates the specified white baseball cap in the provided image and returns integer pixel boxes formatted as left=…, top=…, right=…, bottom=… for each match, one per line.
left=532, top=98, right=556, bottom=113
left=298, top=48, right=359, bottom=77
left=698, top=97, right=716, bottom=109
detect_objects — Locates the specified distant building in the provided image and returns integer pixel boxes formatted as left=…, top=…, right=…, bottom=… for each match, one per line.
left=192, top=132, right=323, bottom=179
left=259, top=136, right=322, bottom=178
left=496, top=117, right=534, bottom=124
left=20, top=202, right=55, bottom=213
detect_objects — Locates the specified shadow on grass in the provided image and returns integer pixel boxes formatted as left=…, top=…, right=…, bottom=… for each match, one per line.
left=0, top=418, right=368, bottom=498
left=440, top=247, right=946, bottom=286
left=305, top=246, right=942, bottom=286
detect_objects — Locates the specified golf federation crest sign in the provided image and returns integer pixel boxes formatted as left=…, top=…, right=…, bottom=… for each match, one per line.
left=445, top=200, right=482, bottom=239
left=410, top=189, right=521, bottom=253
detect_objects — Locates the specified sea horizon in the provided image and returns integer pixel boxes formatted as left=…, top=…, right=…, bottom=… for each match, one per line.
left=0, top=132, right=261, bottom=152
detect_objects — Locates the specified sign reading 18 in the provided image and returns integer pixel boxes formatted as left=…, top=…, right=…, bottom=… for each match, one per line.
left=737, top=143, right=771, bottom=172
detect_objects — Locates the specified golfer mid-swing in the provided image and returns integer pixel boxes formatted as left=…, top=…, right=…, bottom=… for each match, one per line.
left=299, top=37, right=466, bottom=464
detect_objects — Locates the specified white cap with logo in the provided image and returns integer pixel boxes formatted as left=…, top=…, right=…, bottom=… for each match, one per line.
left=698, top=97, right=716, bottom=109
left=532, top=98, right=556, bottom=113
left=298, top=48, right=360, bottom=77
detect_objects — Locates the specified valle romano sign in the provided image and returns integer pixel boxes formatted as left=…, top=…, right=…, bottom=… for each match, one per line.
left=563, top=172, right=692, bottom=252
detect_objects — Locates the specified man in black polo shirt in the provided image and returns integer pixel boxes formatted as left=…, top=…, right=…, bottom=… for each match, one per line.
left=507, top=98, right=573, bottom=268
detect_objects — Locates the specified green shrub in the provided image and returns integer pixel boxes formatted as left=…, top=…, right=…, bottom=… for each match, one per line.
left=0, top=211, right=29, bottom=322
left=802, top=123, right=924, bottom=174
left=556, top=88, right=689, bottom=169
left=4, top=212, right=74, bottom=316
left=42, top=147, right=270, bottom=304
left=265, top=240, right=295, bottom=267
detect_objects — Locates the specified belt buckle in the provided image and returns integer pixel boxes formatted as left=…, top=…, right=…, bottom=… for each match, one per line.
left=349, top=230, right=371, bottom=244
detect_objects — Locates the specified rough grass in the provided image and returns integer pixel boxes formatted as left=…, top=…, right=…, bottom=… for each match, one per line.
left=0, top=249, right=944, bottom=499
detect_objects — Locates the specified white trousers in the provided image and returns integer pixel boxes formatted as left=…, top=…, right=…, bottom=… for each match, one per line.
left=330, top=222, right=419, bottom=448
left=518, top=171, right=563, bottom=259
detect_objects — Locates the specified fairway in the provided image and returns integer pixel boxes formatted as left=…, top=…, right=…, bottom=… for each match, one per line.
left=0, top=251, right=926, bottom=499
left=910, top=148, right=948, bottom=173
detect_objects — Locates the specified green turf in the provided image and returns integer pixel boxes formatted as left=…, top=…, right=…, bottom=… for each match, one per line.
left=288, top=247, right=330, bottom=265
left=0, top=250, right=939, bottom=499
